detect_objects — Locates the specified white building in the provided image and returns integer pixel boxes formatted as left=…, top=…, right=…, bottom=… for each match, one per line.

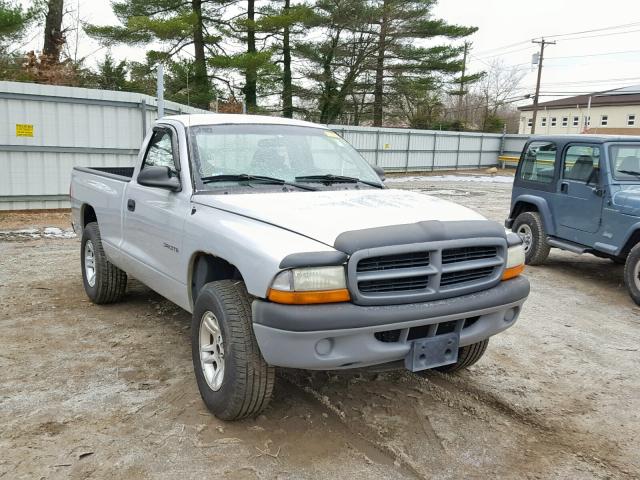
left=518, top=85, right=640, bottom=135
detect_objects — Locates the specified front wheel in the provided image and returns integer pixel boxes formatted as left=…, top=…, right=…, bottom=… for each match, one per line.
left=624, top=244, right=640, bottom=306
left=191, top=280, right=275, bottom=420
left=512, top=211, right=550, bottom=265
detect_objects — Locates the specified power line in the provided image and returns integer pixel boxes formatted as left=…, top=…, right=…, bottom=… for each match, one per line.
left=545, top=49, right=640, bottom=60
left=541, top=21, right=640, bottom=39
left=557, top=27, right=640, bottom=42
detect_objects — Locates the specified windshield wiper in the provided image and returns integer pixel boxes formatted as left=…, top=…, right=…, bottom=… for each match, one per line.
left=618, top=169, right=640, bottom=177
left=295, top=174, right=383, bottom=188
left=200, top=174, right=317, bottom=191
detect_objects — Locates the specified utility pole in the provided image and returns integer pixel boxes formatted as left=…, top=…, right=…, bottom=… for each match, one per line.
left=457, top=41, right=470, bottom=123
left=156, top=63, right=165, bottom=119
left=530, top=38, right=555, bottom=134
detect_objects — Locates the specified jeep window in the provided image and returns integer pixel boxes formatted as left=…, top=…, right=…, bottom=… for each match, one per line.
left=563, top=145, right=600, bottom=183
left=189, top=124, right=382, bottom=189
left=519, top=141, right=557, bottom=184
left=609, top=144, right=640, bottom=181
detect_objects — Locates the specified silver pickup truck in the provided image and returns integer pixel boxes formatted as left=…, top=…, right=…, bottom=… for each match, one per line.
left=70, top=114, right=529, bottom=420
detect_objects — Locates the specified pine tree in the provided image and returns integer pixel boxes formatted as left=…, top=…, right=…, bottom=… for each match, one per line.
left=85, top=0, right=216, bottom=109
left=369, top=0, right=477, bottom=126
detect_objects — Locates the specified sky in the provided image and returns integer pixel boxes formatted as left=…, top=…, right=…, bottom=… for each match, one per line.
left=18, top=0, right=640, bottom=104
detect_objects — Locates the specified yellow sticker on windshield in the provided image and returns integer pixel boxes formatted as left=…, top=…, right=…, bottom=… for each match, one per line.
left=324, top=130, right=340, bottom=138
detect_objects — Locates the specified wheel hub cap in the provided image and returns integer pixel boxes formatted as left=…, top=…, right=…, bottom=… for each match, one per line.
left=516, top=225, right=533, bottom=253
left=199, top=311, right=225, bottom=391
left=84, top=240, right=96, bottom=287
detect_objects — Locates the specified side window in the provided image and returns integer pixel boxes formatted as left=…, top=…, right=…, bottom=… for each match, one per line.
left=563, top=145, right=600, bottom=182
left=143, top=130, right=176, bottom=172
left=520, top=141, right=557, bottom=184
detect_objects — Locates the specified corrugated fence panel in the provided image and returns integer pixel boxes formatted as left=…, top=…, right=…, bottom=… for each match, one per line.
left=0, top=80, right=207, bottom=210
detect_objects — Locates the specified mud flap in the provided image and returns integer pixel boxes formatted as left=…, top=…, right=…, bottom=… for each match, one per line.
left=404, top=333, right=459, bottom=372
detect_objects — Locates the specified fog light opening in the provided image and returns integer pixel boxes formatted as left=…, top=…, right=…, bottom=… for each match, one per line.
left=315, top=338, right=333, bottom=356
left=504, top=308, right=517, bottom=323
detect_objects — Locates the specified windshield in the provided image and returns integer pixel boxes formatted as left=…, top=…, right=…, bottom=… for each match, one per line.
left=609, top=143, right=640, bottom=181
left=189, top=124, right=382, bottom=189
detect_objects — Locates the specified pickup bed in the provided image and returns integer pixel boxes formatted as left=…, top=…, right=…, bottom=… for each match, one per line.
left=70, top=114, right=529, bottom=420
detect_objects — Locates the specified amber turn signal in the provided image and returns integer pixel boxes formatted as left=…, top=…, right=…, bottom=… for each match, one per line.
left=501, top=263, right=524, bottom=281
left=268, top=288, right=351, bottom=304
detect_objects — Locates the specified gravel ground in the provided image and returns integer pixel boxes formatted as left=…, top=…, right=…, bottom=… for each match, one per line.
left=1, top=172, right=639, bottom=479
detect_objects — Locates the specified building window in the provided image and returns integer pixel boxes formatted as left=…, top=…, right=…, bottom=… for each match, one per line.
left=527, top=118, right=532, bottom=127
left=551, top=117, right=557, bottom=126
left=541, top=117, right=547, bottom=127
left=601, top=115, right=608, bottom=126
left=562, top=117, right=568, bottom=126
left=584, top=116, right=591, bottom=126
left=628, top=114, right=636, bottom=126
left=573, top=116, right=579, bottom=126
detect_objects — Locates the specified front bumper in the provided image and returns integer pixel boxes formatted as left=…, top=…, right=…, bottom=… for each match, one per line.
left=252, top=276, right=529, bottom=370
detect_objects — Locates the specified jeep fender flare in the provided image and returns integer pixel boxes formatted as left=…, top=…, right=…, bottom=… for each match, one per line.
left=510, top=195, right=556, bottom=236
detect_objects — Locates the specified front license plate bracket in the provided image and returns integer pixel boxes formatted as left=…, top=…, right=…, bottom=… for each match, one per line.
left=404, top=332, right=459, bottom=372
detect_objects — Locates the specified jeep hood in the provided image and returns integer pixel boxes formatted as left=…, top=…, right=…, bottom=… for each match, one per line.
left=193, top=188, right=486, bottom=246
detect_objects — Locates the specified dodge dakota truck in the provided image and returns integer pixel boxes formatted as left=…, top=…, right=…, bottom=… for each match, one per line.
left=70, top=114, right=529, bottom=420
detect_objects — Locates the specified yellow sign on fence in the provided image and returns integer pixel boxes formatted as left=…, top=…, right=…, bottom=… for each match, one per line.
left=16, top=124, right=34, bottom=137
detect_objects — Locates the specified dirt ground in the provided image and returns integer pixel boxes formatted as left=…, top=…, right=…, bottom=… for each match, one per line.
left=1, top=173, right=638, bottom=480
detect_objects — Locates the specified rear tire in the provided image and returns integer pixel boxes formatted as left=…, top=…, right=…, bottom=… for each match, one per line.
left=513, top=211, right=550, bottom=265
left=624, top=244, right=640, bottom=306
left=81, top=222, right=127, bottom=304
left=434, top=339, right=489, bottom=373
left=412, top=339, right=489, bottom=375
left=191, top=280, right=275, bottom=420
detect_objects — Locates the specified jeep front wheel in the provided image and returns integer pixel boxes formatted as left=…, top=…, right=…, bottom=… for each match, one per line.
left=513, top=211, right=550, bottom=265
left=624, top=243, right=640, bottom=306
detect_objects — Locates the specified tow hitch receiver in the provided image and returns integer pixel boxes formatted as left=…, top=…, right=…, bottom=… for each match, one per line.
left=404, top=333, right=459, bottom=372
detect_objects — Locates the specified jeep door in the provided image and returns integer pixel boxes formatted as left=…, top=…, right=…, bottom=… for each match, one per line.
left=556, top=143, right=604, bottom=238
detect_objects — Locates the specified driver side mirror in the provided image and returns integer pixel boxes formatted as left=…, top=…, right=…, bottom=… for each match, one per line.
left=138, top=165, right=181, bottom=192
left=372, top=165, right=386, bottom=182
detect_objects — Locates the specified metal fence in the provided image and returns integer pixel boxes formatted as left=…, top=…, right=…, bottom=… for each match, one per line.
left=328, top=125, right=528, bottom=172
left=0, top=81, right=529, bottom=210
left=0, top=81, right=208, bottom=210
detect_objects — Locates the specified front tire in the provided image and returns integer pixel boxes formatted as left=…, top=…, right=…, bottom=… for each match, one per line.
left=624, top=243, right=640, bottom=306
left=81, top=222, right=127, bottom=304
left=434, top=339, right=489, bottom=373
left=191, top=280, right=275, bottom=420
left=513, top=211, right=550, bottom=265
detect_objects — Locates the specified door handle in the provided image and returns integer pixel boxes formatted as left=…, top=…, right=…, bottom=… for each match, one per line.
left=560, top=182, right=568, bottom=193
left=127, top=199, right=136, bottom=212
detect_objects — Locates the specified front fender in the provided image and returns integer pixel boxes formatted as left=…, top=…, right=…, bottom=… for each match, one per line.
left=510, top=194, right=556, bottom=236
left=182, top=203, right=338, bottom=304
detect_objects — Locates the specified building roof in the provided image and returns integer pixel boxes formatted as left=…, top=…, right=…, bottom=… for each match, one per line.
left=518, top=85, right=640, bottom=111
left=163, top=113, right=325, bottom=129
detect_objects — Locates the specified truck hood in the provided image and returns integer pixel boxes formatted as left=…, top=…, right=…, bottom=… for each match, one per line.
left=193, top=188, right=486, bottom=246
left=612, top=185, right=640, bottom=216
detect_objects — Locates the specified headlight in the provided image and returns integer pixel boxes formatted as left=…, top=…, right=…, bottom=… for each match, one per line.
left=268, top=266, right=350, bottom=304
left=502, top=244, right=525, bottom=280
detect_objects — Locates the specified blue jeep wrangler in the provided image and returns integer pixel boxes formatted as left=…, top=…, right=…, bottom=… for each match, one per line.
left=506, top=135, right=640, bottom=304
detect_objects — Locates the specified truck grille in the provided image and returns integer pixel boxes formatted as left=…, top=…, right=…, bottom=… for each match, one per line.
left=348, top=239, right=506, bottom=306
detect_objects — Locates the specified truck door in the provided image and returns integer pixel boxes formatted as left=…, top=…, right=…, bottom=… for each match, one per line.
left=556, top=144, right=604, bottom=237
left=122, top=127, right=189, bottom=291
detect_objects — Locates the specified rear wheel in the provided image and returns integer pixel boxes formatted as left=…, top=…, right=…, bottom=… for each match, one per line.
left=191, top=280, right=275, bottom=420
left=81, top=222, right=127, bottom=304
left=624, top=244, right=640, bottom=306
left=413, top=339, right=489, bottom=375
left=513, top=211, right=550, bottom=265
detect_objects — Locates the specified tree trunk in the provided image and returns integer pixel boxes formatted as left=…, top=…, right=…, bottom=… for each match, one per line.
left=281, top=0, right=293, bottom=118
left=373, top=1, right=389, bottom=127
left=43, top=0, right=64, bottom=63
left=244, top=0, right=257, bottom=113
left=191, top=0, right=210, bottom=109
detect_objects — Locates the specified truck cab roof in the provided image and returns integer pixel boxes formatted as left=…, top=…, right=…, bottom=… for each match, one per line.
left=162, top=113, right=326, bottom=130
